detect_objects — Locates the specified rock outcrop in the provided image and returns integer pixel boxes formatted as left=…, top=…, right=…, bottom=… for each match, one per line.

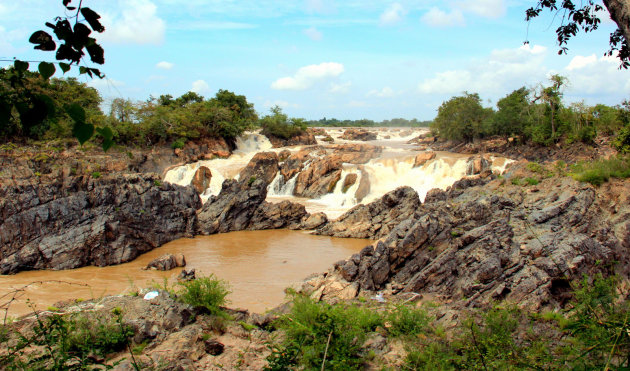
left=197, top=153, right=310, bottom=234
left=294, top=156, right=343, bottom=198
left=264, top=131, right=317, bottom=148
left=341, top=129, right=377, bottom=141
left=317, top=186, right=420, bottom=239
left=145, top=253, right=186, bottom=271
left=307, top=168, right=629, bottom=310
left=190, top=166, right=212, bottom=194
left=0, top=174, right=200, bottom=274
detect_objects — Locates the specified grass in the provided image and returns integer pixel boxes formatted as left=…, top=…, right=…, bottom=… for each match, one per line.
left=570, top=155, right=630, bottom=186
left=175, top=275, right=230, bottom=316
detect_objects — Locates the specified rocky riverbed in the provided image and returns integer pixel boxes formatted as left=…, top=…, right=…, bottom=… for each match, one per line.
left=1, top=128, right=629, bottom=369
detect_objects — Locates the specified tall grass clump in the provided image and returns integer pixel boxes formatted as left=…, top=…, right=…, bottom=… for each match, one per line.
left=570, top=155, right=630, bottom=185
left=175, top=275, right=230, bottom=316
left=265, top=295, right=383, bottom=370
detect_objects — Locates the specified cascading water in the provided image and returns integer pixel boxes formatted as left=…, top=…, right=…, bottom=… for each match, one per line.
left=165, top=129, right=513, bottom=219
left=164, top=132, right=273, bottom=201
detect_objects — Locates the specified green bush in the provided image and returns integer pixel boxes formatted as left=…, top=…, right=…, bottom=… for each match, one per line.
left=570, top=156, right=630, bottom=185
left=386, top=304, right=431, bottom=338
left=91, top=171, right=101, bottom=179
left=524, top=177, right=539, bottom=185
left=265, top=295, right=383, bottom=370
left=175, top=275, right=230, bottom=315
left=1, top=309, right=134, bottom=369
left=613, top=125, right=630, bottom=153
left=171, top=139, right=185, bottom=149
left=259, top=106, right=307, bottom=140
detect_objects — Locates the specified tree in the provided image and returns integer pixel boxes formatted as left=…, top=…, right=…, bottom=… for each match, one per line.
left=1, top=0, right=111, bottom=148
left=430, top=92, right=490, bottom=142
left=526, top=0, right=630, bottom=68
left=488, top=87, right=531, bottom=138
left=532, top=74, right=567, bottom=140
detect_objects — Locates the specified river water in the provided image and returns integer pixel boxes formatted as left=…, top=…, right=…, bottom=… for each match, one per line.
left=0, top=230, right=371, bottom=317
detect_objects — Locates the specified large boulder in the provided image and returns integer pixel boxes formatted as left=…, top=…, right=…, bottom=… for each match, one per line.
left=145, top=253, right=186, bottom=271
left=190, top=166, right=212, bottom=194
left=294, top=156, right=343, bottom=198
left=264, top=131, right=317, bottom=148
left=237, top=152, right=279, bottom=186
left=0, top=174, right=201, bottom=274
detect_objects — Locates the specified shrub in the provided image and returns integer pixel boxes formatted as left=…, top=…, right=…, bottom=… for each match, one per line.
left=171, top=139, right=185, bottom=149
left=613, top=125, right=630, bottom=153
left=524, top=177, right=539, bottom=185
left=0, top=309, right=134, bottom=369
left=570, top=156, right=630, bottom=185
left=175, top=275, right=230, bottom=315
left=91, top=171, right=101, bottom=179
left=386, top=304, right=431, bottom=338
left=265, top=295, right=383, bottom=370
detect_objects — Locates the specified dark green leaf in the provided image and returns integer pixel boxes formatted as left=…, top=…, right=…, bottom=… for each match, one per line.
left=59, top=63, right=71, bottom=73
left=29, top=31, right=56, bottom=51
left=66, top=6, right=76, bottom=10
left=101, top=137, right=114, bottom=151
left=86, top=43, right=105, bottom=65
left=56, top=44, right=82, bottom=63
left=81, top=8, right=105, bottom=33
left=63, top=0, right=72, bottom=6
left=73, top=23, right=91, bottom=40
left=14, top=60, right=29, bottom=73
left=79, top=66, right=87, bottom=75
left=96, top=126, right=114, bottom=141
left=38, top=62, right=56, bottom=80
left=64, top=103, right=86, bottom=123
left=72, top=121, right=94, bottom=145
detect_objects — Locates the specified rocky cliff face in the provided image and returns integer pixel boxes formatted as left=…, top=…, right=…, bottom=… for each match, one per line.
left=306, top=168, right=630, bottom=310
left=0, top=174, right=201, bottom=274
left=197, top=152, right=309, bottom=234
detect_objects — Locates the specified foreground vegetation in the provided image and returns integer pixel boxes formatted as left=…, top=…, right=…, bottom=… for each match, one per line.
left=267, top=275, right=629, bottom=370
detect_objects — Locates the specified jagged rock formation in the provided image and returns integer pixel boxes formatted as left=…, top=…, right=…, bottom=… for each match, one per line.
left=306, top=170, right=630, bottom=310
left=0, top=174, right=200, bottom=274
left=316, top=186, right=420, bottom=239
left=190, top=166, right=212, bottom=194
left=197, top=152, right=308, bottom=234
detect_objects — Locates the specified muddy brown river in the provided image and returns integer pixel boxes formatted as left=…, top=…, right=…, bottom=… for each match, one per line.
left=0, top=230, right=372, bottom=317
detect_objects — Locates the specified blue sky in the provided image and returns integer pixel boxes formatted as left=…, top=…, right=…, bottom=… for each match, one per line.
left=1, top=0, right=628, bottom=120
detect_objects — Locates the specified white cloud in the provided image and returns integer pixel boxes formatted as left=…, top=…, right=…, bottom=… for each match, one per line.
left=380, top=3, right=406, bottom=26
left=101, top=0, right=165, bottom=45
left=456, top=0, right=506, bottom=19
left=566, top=54, right=597, bottom=71
left=418, top=44, right=549, bottom=95
left=271, top=62, right=345, bottom=90
left=191, top=80, right=210, bottom=94
left=330, top=81, right=352, bottom=93
left=421, top=7, right=465, bottom=27
left=367, top=87, right=395, bottom=98
left=304, top=27, right=323, bottom=41
left=564, top=53, right=630, bottom=94
left=156, top=61, right=174, bottom=70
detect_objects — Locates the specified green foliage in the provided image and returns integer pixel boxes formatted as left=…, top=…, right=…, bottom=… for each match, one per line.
left=524, top=177, right=539, bottom=186
left=613, top=124, right=630, bottom=153
left=570, top=155, right=630, bottom=185
left=430, top=92, right=491, bottom=142
left=259, top=106, right=307, bottom=140
left=171, top=138, right=185, bottom=149
left=487, top=87, right=531, bottom=137
left=265, top=295, right=383, bottom=370
left=175, top=275, right=230, bottom=315
left=386, top=304, right=430, bottom=338
left=1, top=309, right=134, bottom=369
left=248, top=176, right=257, bottom=186
left=91, top=171, right=101, bottom=179
left=404, top=276, right=630, bottom=370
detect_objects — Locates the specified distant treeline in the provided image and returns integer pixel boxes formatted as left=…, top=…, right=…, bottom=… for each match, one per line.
left=306, top=118, right=431, bottom=127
